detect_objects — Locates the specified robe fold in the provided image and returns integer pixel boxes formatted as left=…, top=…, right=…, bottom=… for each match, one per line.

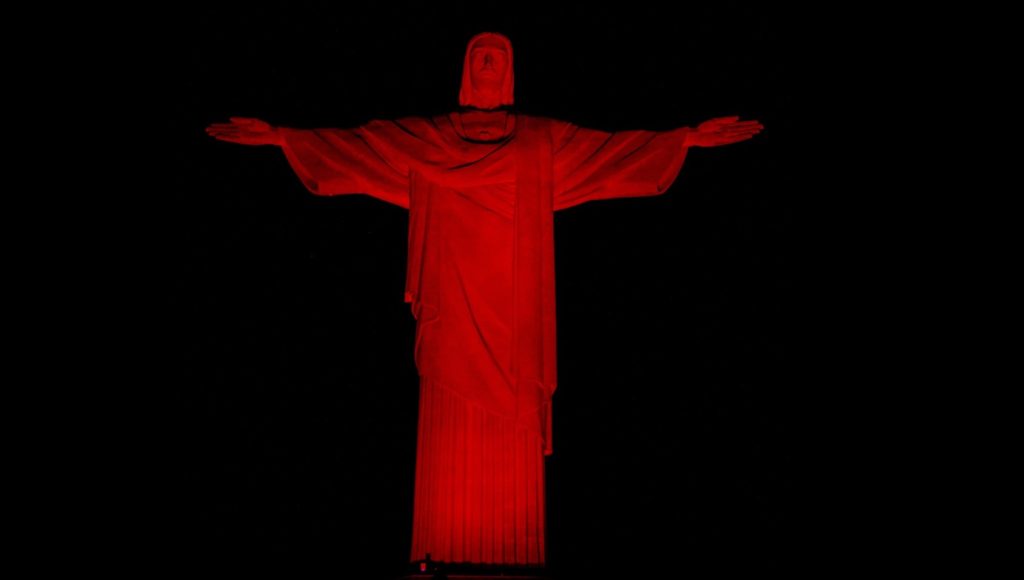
left=279, top=113, right=690, bottom=565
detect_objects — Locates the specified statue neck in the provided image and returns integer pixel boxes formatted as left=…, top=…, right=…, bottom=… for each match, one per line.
left=455, top=109, right=516, bottom=142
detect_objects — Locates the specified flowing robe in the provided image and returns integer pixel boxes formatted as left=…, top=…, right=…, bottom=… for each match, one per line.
left=278, top=113, right=690, bottom=565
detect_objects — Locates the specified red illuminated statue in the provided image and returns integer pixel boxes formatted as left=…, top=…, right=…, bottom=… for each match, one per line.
left=208, top=32, right=762, bottom=568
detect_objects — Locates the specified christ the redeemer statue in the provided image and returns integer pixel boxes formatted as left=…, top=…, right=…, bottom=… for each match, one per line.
left=207, top=32, right=762, bottom=568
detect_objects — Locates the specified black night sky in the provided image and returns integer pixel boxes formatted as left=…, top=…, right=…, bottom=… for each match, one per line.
left=163, top=3, right=794, bottom=577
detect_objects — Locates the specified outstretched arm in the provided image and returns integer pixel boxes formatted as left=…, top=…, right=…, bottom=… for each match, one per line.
left=687, top=116, right=763, bottom=147
left=206, top=117, right=282, bottom=146
left=204, top=116, right=449, bottom=209
left=553, top=115, right=763, bottom=210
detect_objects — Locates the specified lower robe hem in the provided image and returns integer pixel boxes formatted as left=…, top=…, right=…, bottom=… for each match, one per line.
left=410, top=377, right=546, bottom=566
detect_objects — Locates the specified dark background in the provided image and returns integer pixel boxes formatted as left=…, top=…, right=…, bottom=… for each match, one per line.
left=163, top=2, right=793, bottom=577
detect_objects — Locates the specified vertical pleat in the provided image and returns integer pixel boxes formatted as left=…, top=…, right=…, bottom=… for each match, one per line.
left=500, top=412, right=512, bottom=563
left=411, top=386, right=425, bottom=559
left=536, top=433, right=546, bottom=563
left=410, top=378, right=546, bottom=565
left=465, top=403, right=476, bottom=560
left=482, top=410, right=494, bottom=563
left=441, top=389, right=454, bottom=560
left=526, top=430, right=538, bottom=563
left=488, top=409, right=498, bottom=563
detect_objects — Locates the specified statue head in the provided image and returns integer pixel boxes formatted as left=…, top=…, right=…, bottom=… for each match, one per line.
left=459, top=32, right=514, bottom=110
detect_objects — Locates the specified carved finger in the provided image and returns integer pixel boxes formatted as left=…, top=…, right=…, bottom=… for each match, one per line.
left=726, top=121, right=763, bottom=130
left=211, top=134, right=247, bottom=143
left=721, top=129, right=760, bottom=138
left=722, top=126, right=762, bottom=134
left=720, top=134, right=756, bottom=144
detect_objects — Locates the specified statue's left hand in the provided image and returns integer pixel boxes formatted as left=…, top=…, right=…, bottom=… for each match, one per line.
left=689, top=116, right=763, bottom=147
left=205, top=117, right=281, bottom=146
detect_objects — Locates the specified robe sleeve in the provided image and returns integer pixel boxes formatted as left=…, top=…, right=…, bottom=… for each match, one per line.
left=552, top=122, right=692, bottom=211
left=278, top=118, right=447, bottom=210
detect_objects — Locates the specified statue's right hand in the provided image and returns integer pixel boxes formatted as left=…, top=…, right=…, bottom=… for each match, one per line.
left=206, top=117, right=281, bottom=146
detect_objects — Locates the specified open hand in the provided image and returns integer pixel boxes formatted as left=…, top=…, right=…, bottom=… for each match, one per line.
left=689, top=116, right=763, bottom=147
left=206, top=117, right=281, bottom=146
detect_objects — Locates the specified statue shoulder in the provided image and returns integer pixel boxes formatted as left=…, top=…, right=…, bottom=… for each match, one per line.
left=516, top=114, right=571, bottom=130
left=367, top=115, right=439, bottom=130
left=351, top=116, right=451, bottom=143
left=522, top=116, right=577, bottom=141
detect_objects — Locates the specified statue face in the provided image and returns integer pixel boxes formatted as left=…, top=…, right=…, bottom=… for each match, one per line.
left=459, top=32, right=513, bottom=110
left=469, top=39, right=509, bottom=93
